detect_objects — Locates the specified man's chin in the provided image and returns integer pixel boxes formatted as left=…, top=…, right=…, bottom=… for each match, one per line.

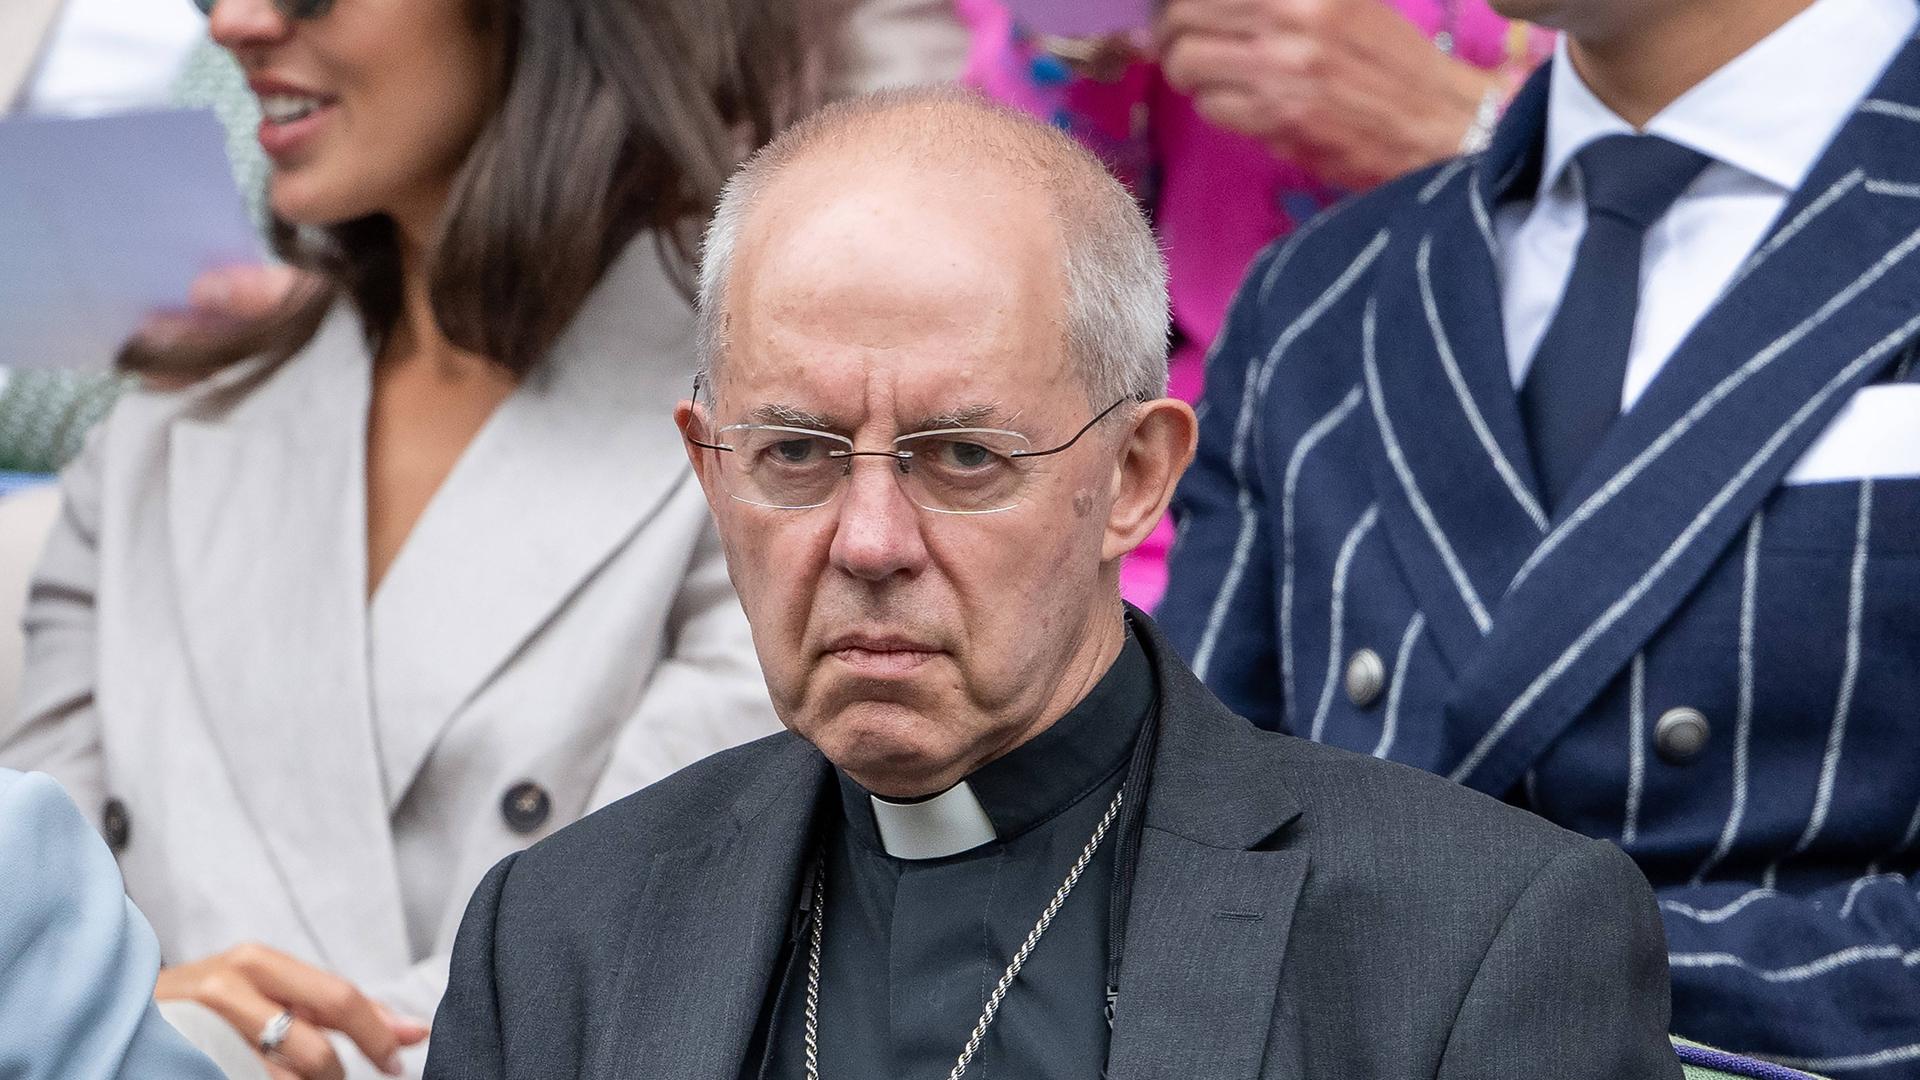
left=802, top=701, right=967, bottom=794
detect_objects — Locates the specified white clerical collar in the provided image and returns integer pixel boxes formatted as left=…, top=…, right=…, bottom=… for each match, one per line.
left=869, top=782, right=998, bottom=860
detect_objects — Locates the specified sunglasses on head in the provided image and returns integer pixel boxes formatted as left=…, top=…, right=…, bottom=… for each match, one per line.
left=191, top=0, right=337, bottom=18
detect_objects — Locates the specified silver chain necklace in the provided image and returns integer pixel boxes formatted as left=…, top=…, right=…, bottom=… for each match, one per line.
left=803, top=785, right=1127, bottom=1080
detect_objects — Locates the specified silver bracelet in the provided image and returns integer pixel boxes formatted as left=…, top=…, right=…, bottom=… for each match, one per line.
left=1459, top=86, right=1506, bottom=156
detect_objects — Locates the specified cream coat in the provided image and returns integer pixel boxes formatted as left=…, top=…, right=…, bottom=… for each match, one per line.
left=0, top=245, right=778, bottom=1078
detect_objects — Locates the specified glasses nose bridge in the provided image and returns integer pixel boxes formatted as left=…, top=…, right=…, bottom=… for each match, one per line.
left=834, top=447, right=916, bottom=506
left=834, top=446, right=912, bottom=474
left=829, top=448, right=932, bottom=554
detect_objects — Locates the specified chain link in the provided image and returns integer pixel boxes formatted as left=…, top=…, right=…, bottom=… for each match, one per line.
left=804, top=859, right=825, bottom=1080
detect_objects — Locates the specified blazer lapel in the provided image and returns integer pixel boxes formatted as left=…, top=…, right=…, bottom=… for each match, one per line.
left=1443, top=36, right=1920, bottom=796
left=1108, top=628, right=1308, bottom=1079
left=367, top=243, right=700, bottom=808
left=167, top=310, right=409, bottom=978
left=1362, top=69, right=1552, bottom=674
left=589, top=739, right=830, bottom=1080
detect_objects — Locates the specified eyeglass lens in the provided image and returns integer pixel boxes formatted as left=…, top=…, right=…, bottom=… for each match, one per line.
left=714, top=427, right=1037, bottom=515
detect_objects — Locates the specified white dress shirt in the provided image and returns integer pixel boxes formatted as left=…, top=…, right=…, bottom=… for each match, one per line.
left=1496, top=0, right=1919, bottom=412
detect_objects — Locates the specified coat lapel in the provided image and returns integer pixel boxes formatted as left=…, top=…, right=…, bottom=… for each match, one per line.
left=167, top=309, right=409, bottom=979
left=589, top=738, right=829, bottom=1080
left=1108, top=627, right=1308, bottom=1079
left=1362, top=68, right=1552, bottom=674
left=1443, top=36, right=1920, bottom=795
left=367, top=243, right=700, bottom=808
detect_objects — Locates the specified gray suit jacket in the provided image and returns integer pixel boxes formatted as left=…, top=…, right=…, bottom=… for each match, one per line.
left=426, top=614, right=1682, bottom=1079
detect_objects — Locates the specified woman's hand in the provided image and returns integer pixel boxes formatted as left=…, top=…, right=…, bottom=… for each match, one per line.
left=156, top=944, right=429, bottom=1080
left=1158, top=0, right=1504, bottom=189
left=127, top=264, right=307, bottom=387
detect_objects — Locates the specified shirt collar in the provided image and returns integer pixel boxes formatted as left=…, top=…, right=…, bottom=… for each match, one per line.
left=840, top=627, right=1154, bottom=861
left=1538, top=0, right=1918, bottom=199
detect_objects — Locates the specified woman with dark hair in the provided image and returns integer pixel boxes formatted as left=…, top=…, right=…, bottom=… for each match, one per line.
left=0, top=0, right=823, bottom=1076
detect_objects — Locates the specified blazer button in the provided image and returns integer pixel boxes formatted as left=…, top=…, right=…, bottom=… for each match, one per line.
left=1655, top=708, right=1711, bottom=764
left=101, top=798, right=132, bottom=853
left=501, top=781, right=552, bottom=835
left=1345, top=648, right=1387, bottom=710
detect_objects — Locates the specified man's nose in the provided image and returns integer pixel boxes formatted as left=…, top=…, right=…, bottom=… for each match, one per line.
left=828, top=458, right=931, bottom=582
left=207, top=0, right=295, bottom=53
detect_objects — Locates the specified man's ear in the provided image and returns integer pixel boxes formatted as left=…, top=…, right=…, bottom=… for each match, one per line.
left=1102, top=398, right=1199, bottom=563
left=675, top=399, right=725, bottom=508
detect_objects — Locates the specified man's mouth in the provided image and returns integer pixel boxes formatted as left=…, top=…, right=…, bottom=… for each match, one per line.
left=825, top=635, right=943, bottom=676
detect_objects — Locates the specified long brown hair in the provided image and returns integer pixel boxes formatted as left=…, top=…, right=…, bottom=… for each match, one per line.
left=122, top=0, right=826, bottom=379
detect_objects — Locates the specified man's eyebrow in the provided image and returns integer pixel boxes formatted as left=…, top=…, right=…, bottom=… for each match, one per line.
left=903, top=403, right=1017, bottom=432
left=745, top=402, right=1020, bottom=433
left=748, top=403, right=840, bottom=429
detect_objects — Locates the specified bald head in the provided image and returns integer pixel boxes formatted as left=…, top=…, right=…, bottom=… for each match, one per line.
left=697, top=88, right=1169, bottom=408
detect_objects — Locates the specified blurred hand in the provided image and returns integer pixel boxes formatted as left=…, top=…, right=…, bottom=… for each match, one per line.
left=156, top=944, right=428, bottom=1080
left=1158, top=0, right=1504, bottom=188
left=131, top=263, right=303, bottom=351
left=1034, top=31, right=1151, bottom=82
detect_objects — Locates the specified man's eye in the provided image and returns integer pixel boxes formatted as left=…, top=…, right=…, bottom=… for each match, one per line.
left=771, top=439, right=821, bottom=465
left=942, top=441, right=995, bottom=469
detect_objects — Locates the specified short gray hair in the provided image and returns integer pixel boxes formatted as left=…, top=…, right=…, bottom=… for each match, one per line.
left=696, top=87, right=1170, bottom=406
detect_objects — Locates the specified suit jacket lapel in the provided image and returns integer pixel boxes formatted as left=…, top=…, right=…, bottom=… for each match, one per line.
left=1109, top=626, right=1308, bottom=1078
left=367, top=243, right=699, bottom=808
left=1444, top=36, right=1920, bottom=796
left=589, top=738, right=829, bottom=1080
left=167, top=310, right=409, bottom=978
left=1363, top=68, right=1552, bottom=674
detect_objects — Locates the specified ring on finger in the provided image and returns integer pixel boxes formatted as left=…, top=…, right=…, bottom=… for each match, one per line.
left=257, top=1009, right=296, bottom=1056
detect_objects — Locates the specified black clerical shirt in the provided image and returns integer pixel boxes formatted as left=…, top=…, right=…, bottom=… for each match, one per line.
left=751, top=632, right=1154, bottom=1080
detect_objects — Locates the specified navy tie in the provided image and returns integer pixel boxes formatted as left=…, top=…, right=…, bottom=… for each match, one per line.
left=1520, top=134, right=1711, bottom=510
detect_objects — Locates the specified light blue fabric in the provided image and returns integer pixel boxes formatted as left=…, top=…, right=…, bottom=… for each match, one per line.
left=0, top=769, right=225, bottom=1080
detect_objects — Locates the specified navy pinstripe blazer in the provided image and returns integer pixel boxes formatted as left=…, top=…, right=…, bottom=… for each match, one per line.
left=1161, top=40, right=1920, bottom=1077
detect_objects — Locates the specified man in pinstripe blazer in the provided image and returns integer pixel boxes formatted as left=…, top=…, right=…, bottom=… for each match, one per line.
left=1161, top=0, right=1920, bottom=1073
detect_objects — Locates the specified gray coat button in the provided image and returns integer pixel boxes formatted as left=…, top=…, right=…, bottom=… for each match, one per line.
left=102, top=798, right=131, bottom=853
left=1655, top=708, right=1711, bottom=764
left=501, top=781, right=552, bottom=835
left=1345, top=649, right=1387, bottom=709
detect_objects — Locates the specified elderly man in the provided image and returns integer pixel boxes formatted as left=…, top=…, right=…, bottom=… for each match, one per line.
left=424, top=89, right=1680, bottom=1080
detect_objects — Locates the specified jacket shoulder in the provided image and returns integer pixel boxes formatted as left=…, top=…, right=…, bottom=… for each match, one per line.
left=1274, top=733, right=1583, bottom=860
left=1261, top=731, right=1646, bottom=931
left=1152, top=625, right=1580, bottom=880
